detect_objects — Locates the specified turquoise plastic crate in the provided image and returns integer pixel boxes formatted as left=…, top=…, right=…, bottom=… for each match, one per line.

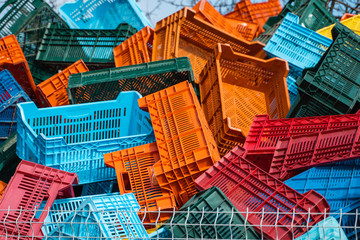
left=287, top=72, right=298, bottom=105
left=264, top=13, right=332, bottom=76
left=59, top=0, right=152, bottom=30
left=285, top=159, right=360, bottom=212
left=16, top=91, right=155, bottom=185
left=295, top=217, right=348, bottom=240
left=334, top=200, right=360, bottom=240
left=80, top=180, right=117, bottom=196
left=45, top=193, right=148, bottom=239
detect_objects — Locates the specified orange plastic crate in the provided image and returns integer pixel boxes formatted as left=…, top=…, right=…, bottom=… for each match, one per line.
left=341, top=13, right=355, bottom=21
left=138, top=81, right=220, bottom=206
left=114, top=26, right=154, bottom=67
left=0, top=35, right=37, bottom=104
left=104, top=142, right=177, bottom=224
left=0, top=181, right=6, bottom=198
left=193, top=0, right=247, bottom=39
left=199, top=44, right=290, bottom=156
left=152, top=7, right=265, bottom=84
left=36, top=59, right=89, bottom=107
left=225, top=0, right=282, bottom=28
left=225, top=17, right=262, bottom=41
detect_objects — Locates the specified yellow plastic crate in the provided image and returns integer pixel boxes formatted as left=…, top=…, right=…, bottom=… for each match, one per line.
left=317, top=14, right=360, bottom=39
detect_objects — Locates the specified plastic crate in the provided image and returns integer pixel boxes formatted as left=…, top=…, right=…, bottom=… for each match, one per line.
left=341, top=13, right=356, bottom=21
left=36, top=23, right=137, bottom=67
left=295, top=217, right=348, bottom=240
left=262, top=0, right=295, bottom=31
left=263, top=13, right=332, bottom=77
left=80, top=180, right=117, bottom=196
left=148, top=227, right=171, bottom=239
left=334, top=199, right=360, bottom=240
left=104, top=142, right=177, bottom=224
left=0, top=69, right=31, bottom=112
left=224, top=17, right=261, bottom=41
left=16, top=91, right=155, bottom=185
left=316, top=14, right=360, bottom=40
left=296, top=23, right=360, bottom=117
left=47, top=193, right=148, bottom=239
left=114, top=26, right=154, bottom=67
left=199, top=43, right=290, bottom=156
left=36, top=59, right=89, bottom=107
left=67, top=57, right=197, bottom=104
left=285, top=159, right=360, bottom=212
left=139, top=81, right=220, bottom=206
left=0, top=180, right=6, bottom=198
left=193, top=0, right=248, bottom=39
left=59, top=0, right=152, bottom=30
left=0, top=133, right=21, bottom=183
left=152, top=7, right=265, bottom=84
left=28, top=59, right=57, bottom=85
left=0, top=35, right=38, bottom=103
left=225, top=0, right=282, bottom=29
left=164, top=186, right=260, bottom=239
left=243, top=112, right=360, bottom=172
left=270, top=126, right=360, bottom=180
left=195, top=146, right=330, bottom=240
left=0, top=160, right=78, bottom=239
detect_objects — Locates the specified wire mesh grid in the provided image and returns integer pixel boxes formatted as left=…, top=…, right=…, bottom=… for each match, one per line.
left=0, top=207, right=356, bottom=239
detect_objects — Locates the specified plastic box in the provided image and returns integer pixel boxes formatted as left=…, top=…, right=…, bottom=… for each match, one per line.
left=59, top=0, right=152, bottom=30
left=243, top=111, right=360, bottom=172
left=104, top=142, right=177, bottom=224
left=16, top=91, right=155, bottom=185
left=36, top=23, right=137, bottom=67
left=164, top=187, right=259, bottom=239
left=80, top=180, right=117, bottom=196
left=0, top=133, right=21, bottom=183
left=316, top=14, right=360, bottom=39
left=199, top=43, right=290, bottom=156
left=152, top=7, right=265, bottom=84
left=0, top=35, right=37, bottom=103
left=295, top=217, right=348, bottom=240
left=67, top=57, right=197, bottom=104
left=36, top=59, right=89, bottom=107
left=0, top=160, right=78, bottom=239
left=0, top=180, right=6, bottom=198
left=270, top=126, right=360, bottom=180
left=46, top=193, right=149, bottom=239
left=285, top=159, right=360, bottom=211
left=263, top=13, right=332, bottom=77
left=114, top=26, right=154, bottom=67
left=295, top=23, right=360, bottom=117
left=193, top=0, right=248, bottom=39
left=28, top=59, right=57, bottom=85
left=334, top=199, right=360, bottom=240
left=139, top=81, right=220, bottom=206
left=225, top=0, right=282, bottom=29
left=195, top=146, right=330, bottom=240
left=225, top=17, right=261, bottom=41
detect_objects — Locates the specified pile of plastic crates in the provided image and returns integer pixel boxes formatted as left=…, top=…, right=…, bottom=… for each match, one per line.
left=0, top=0, right=359, bottom=239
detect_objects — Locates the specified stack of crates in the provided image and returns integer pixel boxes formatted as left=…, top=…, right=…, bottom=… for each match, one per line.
left=1, top=0, right=360, bottom=239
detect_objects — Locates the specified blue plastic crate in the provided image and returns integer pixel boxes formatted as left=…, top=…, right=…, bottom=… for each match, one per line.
left=16, top=91, right=155, bottom=185
left=264, top=13, right=332, bottom=76
left=285, top=159, right=360, bottom=212
left=0, top=70, right=30, bottom=112
left=81, top=180, right=117, bottom=196
left=45, top=193, right=148, bottom=239
left=287, top=73, right=298, bottom=105
left=59, top=0, right=152, bottom=30
left=295, top=217, right=348, bottom=240
left=334, top=200, right=360, bottom=240
left=148, top=228, right=171, bottom=239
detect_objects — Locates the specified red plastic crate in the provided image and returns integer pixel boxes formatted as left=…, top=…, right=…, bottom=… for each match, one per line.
left=244, top=112, right=360, bottom=172
left=0, top=35, right=38, bottom=105
left=0, top=160, right=78, bottom=239
left=225, top=0, right=282, bottom=29
left=139, top=81, right=220, bottom=206
left=270, top=126, right=360, bottom=181
left=104, top=142, right=177, bottom=224
left=195, top=146, right=330, bottom=240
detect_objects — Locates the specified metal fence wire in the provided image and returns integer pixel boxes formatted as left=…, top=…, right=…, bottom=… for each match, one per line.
left=0, top=208, right=357, bottom=239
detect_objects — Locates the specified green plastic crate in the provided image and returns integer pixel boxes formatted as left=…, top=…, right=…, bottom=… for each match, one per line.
left=0, top=0, right=69, bottom=58
left=164, top=187, right=260, bottom=239
left=35, top=23, right=137, bottom=68
left=294, top=23, right=360, bottom=116
left=27, top=57, right=57, bottom=85
left=0, top=133, right=21, bottom=183
left=67, top=57, right=198, bottom=104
